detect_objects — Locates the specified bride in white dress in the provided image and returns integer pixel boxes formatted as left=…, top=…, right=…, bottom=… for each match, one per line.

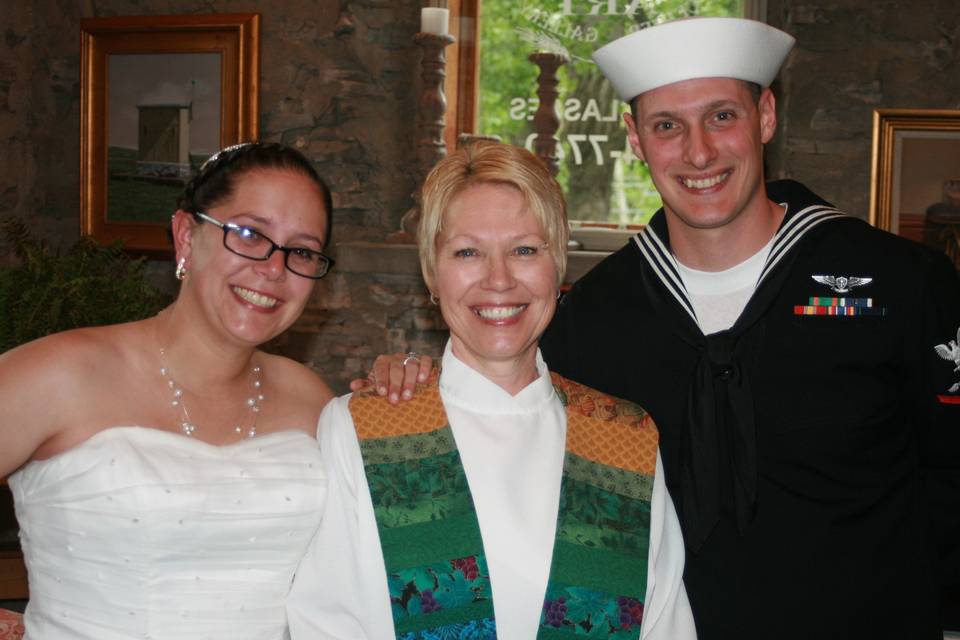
left=0, top=143, right=336, bottom=639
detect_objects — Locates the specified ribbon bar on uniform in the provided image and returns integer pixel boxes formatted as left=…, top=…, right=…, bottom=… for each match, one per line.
left=808, top=296, right=873, bottom=307
left=794, top=304, right=887, bottom=316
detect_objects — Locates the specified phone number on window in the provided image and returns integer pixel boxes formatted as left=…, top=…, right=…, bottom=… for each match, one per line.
left=523, top=133, right=636, bottom=167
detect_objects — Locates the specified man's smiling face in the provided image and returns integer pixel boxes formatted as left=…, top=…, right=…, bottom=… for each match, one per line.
left=625, top=77, right=777, bottom=234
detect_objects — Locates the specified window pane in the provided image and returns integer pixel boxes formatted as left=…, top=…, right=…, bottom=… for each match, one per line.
left=478, top=0, right=744, bottom=224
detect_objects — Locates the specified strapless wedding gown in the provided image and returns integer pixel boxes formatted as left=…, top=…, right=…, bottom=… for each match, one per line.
left=7, top=427, right=326, bottom=640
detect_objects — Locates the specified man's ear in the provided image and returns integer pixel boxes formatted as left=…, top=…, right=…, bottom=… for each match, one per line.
left=758, top=88, right=778, bottom=145
left=622, top=111, right=646, bottom=163
left=171, top=210, right=197, bottom=265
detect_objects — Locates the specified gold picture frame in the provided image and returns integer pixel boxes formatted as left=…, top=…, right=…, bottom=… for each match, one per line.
left=80, top=14, right=260, bottom=254
left=869, top=108, right=960, bottom=245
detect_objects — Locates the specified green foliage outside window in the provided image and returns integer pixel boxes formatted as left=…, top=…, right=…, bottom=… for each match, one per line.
left=478, top=0, right=743, bottom=224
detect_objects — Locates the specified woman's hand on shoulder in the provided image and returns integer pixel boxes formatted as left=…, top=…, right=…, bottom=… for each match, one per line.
left=348, top=352, right=433, bottom=404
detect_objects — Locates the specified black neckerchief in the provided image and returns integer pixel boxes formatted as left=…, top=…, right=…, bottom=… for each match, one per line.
left=632, top=180, right=846, bottom=552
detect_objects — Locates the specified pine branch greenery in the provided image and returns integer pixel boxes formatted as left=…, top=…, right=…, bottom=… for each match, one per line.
left=0, top=217, right=170, bottom=353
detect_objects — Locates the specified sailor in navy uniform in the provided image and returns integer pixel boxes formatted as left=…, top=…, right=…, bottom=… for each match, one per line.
left=540, top=17, right=960, bottom=640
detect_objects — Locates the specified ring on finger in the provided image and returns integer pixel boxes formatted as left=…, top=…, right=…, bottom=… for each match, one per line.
left=402, top=351, right=421, bottom=367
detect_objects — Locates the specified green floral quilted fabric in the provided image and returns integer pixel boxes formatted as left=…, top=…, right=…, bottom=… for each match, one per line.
left=352, top=374, right=657, bottom=639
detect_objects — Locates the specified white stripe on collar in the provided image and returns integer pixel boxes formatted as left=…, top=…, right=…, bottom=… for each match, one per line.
left=634, top=226, right=698, bottom=322
left=758, top=204, right=845, bottom=286
left=633, top=203, right=847, bottom=324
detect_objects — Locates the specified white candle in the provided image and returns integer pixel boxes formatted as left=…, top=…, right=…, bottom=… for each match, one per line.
left=420, top=7, right=449, bottom=36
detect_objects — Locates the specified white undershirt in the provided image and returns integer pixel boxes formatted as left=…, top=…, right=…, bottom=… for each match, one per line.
left=676, top=234, right=776, bottom=335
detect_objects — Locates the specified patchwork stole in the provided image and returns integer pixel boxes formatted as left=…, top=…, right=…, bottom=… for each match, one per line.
left=350, top=372, right=659, bottom=639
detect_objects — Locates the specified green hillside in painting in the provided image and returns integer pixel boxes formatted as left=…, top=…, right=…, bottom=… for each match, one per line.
left=107, top=147, right=206, bottom=223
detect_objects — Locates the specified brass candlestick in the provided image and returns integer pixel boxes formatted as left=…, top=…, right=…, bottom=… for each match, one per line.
left=529, top=52, right=568, bottom=176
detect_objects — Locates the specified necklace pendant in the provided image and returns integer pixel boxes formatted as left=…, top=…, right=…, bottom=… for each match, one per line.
left=181, top=422, right=196, bottom=436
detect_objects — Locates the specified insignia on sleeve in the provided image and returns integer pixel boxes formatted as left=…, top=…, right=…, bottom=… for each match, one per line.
left=935, top=326, right=960, bottom=398
left=811, top=275, right=872, bottom=293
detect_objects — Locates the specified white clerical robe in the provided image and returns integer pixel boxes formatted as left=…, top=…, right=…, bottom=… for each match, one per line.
left=287, top=343, right=695, bottom=640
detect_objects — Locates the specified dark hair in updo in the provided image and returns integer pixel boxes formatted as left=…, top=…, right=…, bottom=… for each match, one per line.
left=177, top=142, right=333, bottom=241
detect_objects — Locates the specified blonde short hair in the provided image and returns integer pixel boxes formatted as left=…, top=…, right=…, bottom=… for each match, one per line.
left=418, top=141, right=569, bottom=293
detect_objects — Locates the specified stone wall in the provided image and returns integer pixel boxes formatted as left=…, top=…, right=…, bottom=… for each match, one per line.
left=0, top=3, right=81, bottom=245
left=2, top=0, right=959, bottom=393
left=765, top=0, right=960, bottom=217
left=0, top=0, right=449, bottom=393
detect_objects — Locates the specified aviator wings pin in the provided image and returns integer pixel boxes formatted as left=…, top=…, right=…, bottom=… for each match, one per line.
left=795, top=274, right=884, bottom=316
left=811, top=275, right=872, bottom=293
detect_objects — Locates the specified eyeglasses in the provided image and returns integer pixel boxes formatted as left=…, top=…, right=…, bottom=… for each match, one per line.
left=194, top=211, right=334, bottom=279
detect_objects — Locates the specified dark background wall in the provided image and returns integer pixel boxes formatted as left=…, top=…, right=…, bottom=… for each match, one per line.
left=765, top=0, right=960, bottom=214
left=2, top=0, right=959, bottom=391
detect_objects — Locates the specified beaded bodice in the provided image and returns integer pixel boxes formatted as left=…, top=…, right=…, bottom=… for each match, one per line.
left=8, top=427, right=325, bottom=640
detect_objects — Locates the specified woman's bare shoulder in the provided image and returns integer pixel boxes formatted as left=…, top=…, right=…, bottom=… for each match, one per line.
left=4, top=326, right=99, bottom=374
left=253, top=353, right=335, bottom=435
left=259, top=352, right=335, bottom=408
left=1, top=322, right=141, bottom=375
left=0, top=321, right=160, bottom=421
left=0, top=321, right=149, bottom=475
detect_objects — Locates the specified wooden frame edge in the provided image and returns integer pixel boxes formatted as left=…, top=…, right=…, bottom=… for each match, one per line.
left=79, top=13, right=260, bottom=256
left=869, top=108, right=960, bottom=233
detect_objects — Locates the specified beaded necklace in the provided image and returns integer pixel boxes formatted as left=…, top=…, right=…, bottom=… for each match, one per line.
left=158, top=347, right=264, bottom=439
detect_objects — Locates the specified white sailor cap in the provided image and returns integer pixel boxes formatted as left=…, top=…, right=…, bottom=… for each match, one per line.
left=593, top=17, right=796, bottom=102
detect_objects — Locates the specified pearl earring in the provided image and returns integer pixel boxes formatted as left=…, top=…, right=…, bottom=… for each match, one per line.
left=175, top=258, right=188, bottom=281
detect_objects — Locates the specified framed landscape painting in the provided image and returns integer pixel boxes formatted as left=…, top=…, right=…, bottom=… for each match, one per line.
left=80, top=14, right=259, bottom=254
